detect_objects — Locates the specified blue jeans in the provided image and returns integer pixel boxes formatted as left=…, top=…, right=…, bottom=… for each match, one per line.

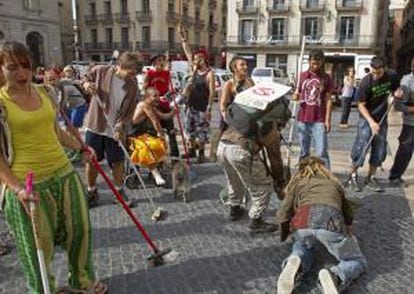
left=350, top=117, right=388, bottom=168
left=289, top=229, right=366, bottom=290
left=297, top=122, right=330, bottom=169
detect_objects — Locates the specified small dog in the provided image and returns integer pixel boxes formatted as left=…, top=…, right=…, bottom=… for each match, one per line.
left=171, top=160, right=191, bottom=203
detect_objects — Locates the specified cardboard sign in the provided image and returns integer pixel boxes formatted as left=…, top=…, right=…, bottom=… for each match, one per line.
left=234, top=82, right=291, bottom=110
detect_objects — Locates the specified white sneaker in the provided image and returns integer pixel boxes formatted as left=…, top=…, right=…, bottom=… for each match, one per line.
left=151, top=169, right=166, bottom=186
left=277, top=255, right=301, bottom=294
left=318, top=269, right=339, bottom=294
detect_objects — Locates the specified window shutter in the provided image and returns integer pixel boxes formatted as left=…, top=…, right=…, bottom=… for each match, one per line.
left=354, top=16, right=360, bottom=45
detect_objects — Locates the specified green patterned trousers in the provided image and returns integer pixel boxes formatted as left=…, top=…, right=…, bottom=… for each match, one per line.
left=4, top=165, right=96, bottom=293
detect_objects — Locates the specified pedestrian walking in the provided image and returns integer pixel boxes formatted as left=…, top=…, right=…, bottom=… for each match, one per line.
left=348, top=56, right=403, bottom=192
left=277, top=157, right=366, bottom=294
left=389, top=57, right=414, bottom=187
left=217, top=56, right=285, bottom=233
left=179, top=26, right=215, bottom=163
left=339, top=67, right=356, bottom=128
left=292, top=49, right=333, bottom=169
left=82, top=51, right=139, bottom=207
left=0, top=41, right=107, bottom=294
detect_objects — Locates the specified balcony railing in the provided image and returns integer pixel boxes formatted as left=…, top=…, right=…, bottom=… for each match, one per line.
left=226, top=34, right=375, bottom=48
left=194, top=18, right=205, bottom=30
left=299, top=0, right=325, bottom=12
left=135, top=41, right=183, bottom=52
left=209, top=0, right=217, bottom=9
left=209, top=22, right=218, bottom=32
left=336, top=0, right=363, bottom=12
left=195, top=0, right=204, bottom=6
left=114, top=12, right=130, bottom=24
left=84, top=14, right=99, bottom=25
left=182, top=15, right=194, bottom=27
left=236, top=1, right=260, bottom=14
left=136, top=11, right=152, bottom=22
left=166, top=11, right=179, bottom=24
left=84, top=42, right=133, bottom=51
left=99, top=13, right=113, bottom=24
left=267, top=1, right=290, bottom=14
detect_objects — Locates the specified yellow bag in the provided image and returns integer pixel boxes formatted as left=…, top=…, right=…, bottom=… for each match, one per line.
left=129, top=134, right=167, bottom=167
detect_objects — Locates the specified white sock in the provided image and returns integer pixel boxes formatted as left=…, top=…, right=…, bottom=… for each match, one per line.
left=151, top=169, right=166, bottom=185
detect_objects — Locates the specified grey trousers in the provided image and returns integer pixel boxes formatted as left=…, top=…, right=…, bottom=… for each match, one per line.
left=217, top=141, right=273, bottom=219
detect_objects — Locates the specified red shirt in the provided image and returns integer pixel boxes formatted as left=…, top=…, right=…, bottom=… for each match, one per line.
left=146, top=69, right=171, bottom=96
left=297, top=70, right=333, bottom=123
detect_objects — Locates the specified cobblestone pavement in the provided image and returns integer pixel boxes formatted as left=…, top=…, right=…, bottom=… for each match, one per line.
left=1, top=107, right=414, bottom=293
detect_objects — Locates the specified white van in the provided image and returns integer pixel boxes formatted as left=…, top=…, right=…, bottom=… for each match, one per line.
left=251, top=67, right=289, bottom=85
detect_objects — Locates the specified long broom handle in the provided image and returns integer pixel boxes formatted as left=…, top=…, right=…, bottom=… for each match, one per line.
left=26, top=172, right=51, bottom=294
left=58, top=111, right=160, bottom=253
left=287, top=35, right=306, bottom=164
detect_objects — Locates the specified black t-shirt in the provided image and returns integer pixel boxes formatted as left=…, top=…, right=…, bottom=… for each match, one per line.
left=356, top=70, right=400, bottom=121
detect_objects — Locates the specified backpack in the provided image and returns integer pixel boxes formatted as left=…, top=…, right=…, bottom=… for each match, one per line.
left=226, top=90, right=291, bottom=138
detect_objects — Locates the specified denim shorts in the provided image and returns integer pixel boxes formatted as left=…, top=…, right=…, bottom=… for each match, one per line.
left=350, top=117, right=387, bottom=167
left=85, top=131, right=124, bottom=167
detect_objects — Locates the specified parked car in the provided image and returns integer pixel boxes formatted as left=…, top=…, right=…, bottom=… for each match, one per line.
left=251, top=67, right=289, bottom=85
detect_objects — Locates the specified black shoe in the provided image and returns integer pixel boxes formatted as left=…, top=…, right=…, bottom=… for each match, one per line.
left=364, top=176, right=384, bottom=192
left=229, top=205, right=244, bottom=221
left=113, top=189, right=134, bottom=208
left=197, top=149, right=206, bottom=163
left=249, top=217, right=278, bottom=233
left=87, top=189, right=99, bottom=208
left=389, top=177, right=408, bottom=187
left=318, top=269, right=340, bottom=294
left=348, top=175, right=361, bottom=192
left=125, top=174, right=141, bottom=190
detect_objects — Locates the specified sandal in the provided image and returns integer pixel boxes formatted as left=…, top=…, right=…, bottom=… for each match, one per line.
left=57, top=281, right=108, bottom=294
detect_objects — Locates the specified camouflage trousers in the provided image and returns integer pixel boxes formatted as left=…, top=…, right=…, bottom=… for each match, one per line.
left=185, top=107, right=210, bottom=145
left=217, top=141, right=273, bottom=219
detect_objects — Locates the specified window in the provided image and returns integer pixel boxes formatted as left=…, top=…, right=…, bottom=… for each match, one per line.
left=209, top=34, right=214, bottom=49
left=241, top=19, right=254, bottom=42
left=91, top=29, right=97, bottom=44
left=142, top=26, right=150, bottom=48
left=168, top=0, right=174, bottom=12
left=340, top=17, right=355, bottom=42
left=168, top=27, right=175, bottom=48
left=183, top=4, right=188, bottom=16
left=89, top=3, right=96, bottom=15
left=121, top=27, right=129, bottom=46
left=121, top=0, right=128, bottom=14
left=266, top=54, right=287, bottom=74
left=104, top=1, right=111, bottom=14
left=342, top=0, right=356, bottom=6
left=304, top=17, right=319, bottom=40
left=243, top=0, right=254, bottom=7
left=143, top=0, right=150, bottom=12
left=195, top=31, right=200, bottom=45
left=272, top=0, right=285, bottom=9
left=306, top=0, right=319, bottom=8
left=105, top=28, right=113, bottom=45
left=271, top=18, right=286, bottom=41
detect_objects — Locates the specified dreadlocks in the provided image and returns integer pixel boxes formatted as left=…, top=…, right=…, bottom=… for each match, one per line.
left=286, top=156, right=342, bottom=192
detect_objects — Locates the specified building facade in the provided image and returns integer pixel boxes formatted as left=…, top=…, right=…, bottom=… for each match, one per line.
left=59, top=0, right=76, bottom=64
left=395, top=0, right=414, bottom=74
left=0, top=0, right=68, bottom=67
left=226, top=0, right=389, bottom=87
left=76, top=0, right=226, bottom=65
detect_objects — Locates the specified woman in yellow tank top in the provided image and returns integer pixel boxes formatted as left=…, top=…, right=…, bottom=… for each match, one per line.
left=0, top=42, right=107, bottom=293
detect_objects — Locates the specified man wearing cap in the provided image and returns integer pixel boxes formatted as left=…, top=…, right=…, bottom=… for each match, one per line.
left=179, top=27, right=216, bottom=162
left=143, top=54, right=180, bottom=159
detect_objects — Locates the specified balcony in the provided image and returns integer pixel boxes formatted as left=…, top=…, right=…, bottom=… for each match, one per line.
left=267, top=1, right=290, bottom=15
left=194, top=18, right=205, bottom=30
left=182, top=15, right=194, bottom=27
left=336, top=0, right=363, bottom=12
left=84, top=14, right=98, bottom=25
left=114, top=12, right=130, bottom=24
left=166, top=11, right=179, bottom=24
left=135, top=41, right=182, bottom=52
left=208, top=0, right=217, bottom=9
left=299, top=0, right=325, bottom=13
left=209, top=22, right=218, bottom=32
left=236, top=1, right=259, bottom=15
left=99, top=13, right=113, bottom=24
left=136, top=11, right=152, bottom=22
left=194, top=0, right=204, bottom=6
left=84, top=42, right=118, bottom=51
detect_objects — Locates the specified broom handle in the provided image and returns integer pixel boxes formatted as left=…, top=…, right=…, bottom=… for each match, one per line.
left=58, top=111, right=159, bottom=253
left=26, top=172, right=51, bottom=294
